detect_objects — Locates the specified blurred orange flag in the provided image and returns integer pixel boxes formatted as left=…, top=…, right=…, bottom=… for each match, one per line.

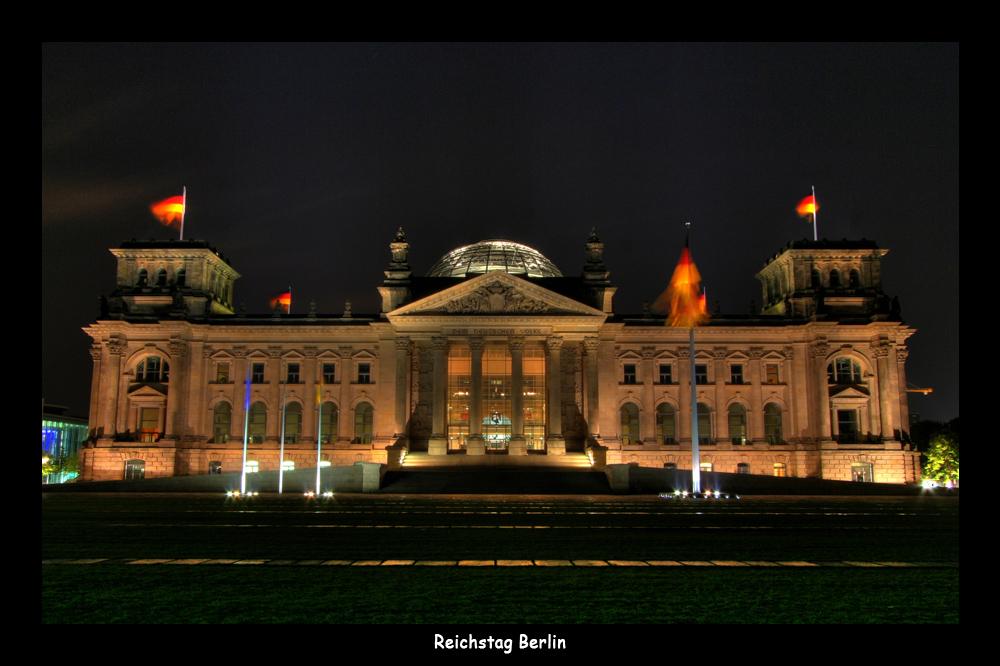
left=664, top=248, right=709, bottom=328
left=797, top=195, right=818, bottom=217
left=269, top=292, right=291, bottom=313
left=151, top=195, right=185, bottom=229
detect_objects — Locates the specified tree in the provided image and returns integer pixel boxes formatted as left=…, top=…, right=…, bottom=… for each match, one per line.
left=923, top=430, right=959, bottom=485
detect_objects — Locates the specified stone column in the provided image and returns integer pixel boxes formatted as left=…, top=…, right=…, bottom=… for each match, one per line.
left=428, top=336, right=449, bottom=455
left=508, top=336, right=527, bottom=455
left=394, top=336, right=410, bottom=438
left=677, top=347, right=691, bottom=446
left=641, top=346, right=656, bottom=445
left=338, top=346, right=353, bottom=444
left=812, top=343, right=831, bottom=441
left=164, top=339, right=188, bottom=439
left=545, top=336, right=566, bottom=455
left=584, top=337, right=601, bottom=442
left=895, top=347, right=910, bottom=440
left=748, top=347, right=764, bottom=444
left=88, top=345, right=103, bottom=436
left=103, top=339, right=126, bottom=438
left=301, top=347, right=318, bottom=443
left=713, top=347, right=727, bottom=445
left=233, top=347, right=249, bottom=441
left=467, top=337, right=486, bottom=455
left=266, top=346, right=283, bottom=442
left=873, top=343, right=894, bottom=440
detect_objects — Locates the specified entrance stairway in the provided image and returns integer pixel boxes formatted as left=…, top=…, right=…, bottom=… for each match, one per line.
left=380, top=451, right=610, bottom=494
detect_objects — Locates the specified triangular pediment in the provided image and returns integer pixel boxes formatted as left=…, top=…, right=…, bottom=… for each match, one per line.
left=829, top=385, right=871, bottom=400
left=388, top=271, right=607, bottom=319
left=127, top=384, right=168, bottom=399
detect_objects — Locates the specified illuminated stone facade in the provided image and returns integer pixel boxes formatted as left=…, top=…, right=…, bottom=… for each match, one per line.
left=80, top=233, right=920, bottom=484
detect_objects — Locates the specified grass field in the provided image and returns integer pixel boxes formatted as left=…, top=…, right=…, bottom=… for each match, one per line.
left=42, top=493, right=959, bottom=624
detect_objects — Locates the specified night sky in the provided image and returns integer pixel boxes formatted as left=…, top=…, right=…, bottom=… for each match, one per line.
left=42, top=43, right=959, bottom=423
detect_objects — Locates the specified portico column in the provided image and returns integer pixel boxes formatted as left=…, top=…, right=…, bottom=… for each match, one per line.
left=748, top=347, right=765, bottom=444
left=164, top=340, right=188, bottom=439
left=873, top=344, right=894, bottom=440
left=102, top=340, right=126, bottom=438
left=641, top=346, right=656, bottom=445
left=545, top=336, right=566, bottom=455
left=338, top=346, right=353, bottom=445
left=584, top=337, right=601, bottom=442
left=812, top=343, right=832, bottom=440
left=467, top=337, right=486, bottom=455
left=392, top=337, right=410, bottom=440
left=301, top=347, right=317, bottom=443
left=266, top=346, right=282, bottom=442
left=677, top=347, right=691, bottom=445
left=428, top=336, right=449, bottom=456
left=508, top=337, right=527, bottom=455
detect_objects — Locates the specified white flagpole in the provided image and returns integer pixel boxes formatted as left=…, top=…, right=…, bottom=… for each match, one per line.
left=315, top=399, right=323, bottom=494
left=278, top=360, right=287, bottom=494
left=180, top=186, right=186, bottom=241
left=812, top=185, right=818, bottom=241
left=686, top=223, right=701, bottom=494
left=240, top=359, right=251, bottom=494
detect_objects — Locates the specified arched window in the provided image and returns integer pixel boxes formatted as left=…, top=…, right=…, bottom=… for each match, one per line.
left=137, top=268, right=148, bottom=287
left=354, top=402, right=373, bottom=444
left=213, top=402, right=231, bottom=443
left=849, top=269, right=861, bottom=289
left=811, top=269, right=821, bottom=289
left=737, top=462, right=751, bottom=474
left=208, top=460, right=222, bottom=475
left=124, top=459, right=145, bottom=480
left=828, top=358, right=863, bottom=384
left=176, top=268, right=186, bottom=287
left=696, top=403, right=712, bottom=447
left=829, top=269, right=842, bottom=289
left=764, top=403, right=783, bottom=445
left=283, top=402, right=302, bottom=444
left=656, top=403, right=676, bottom=445
left=320, top=402, right=338, bottom=445
left=155, top=269, right=167, bottom=287
left=136, top=356, right=169, bottom=382
left=248, top=402, right=267, bottom=444
left=620, top=403, right=640, bottom=446
left=728, top=404, right=747, bottom=445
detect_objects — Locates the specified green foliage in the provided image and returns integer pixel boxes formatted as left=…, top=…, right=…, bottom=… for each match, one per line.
left=42, top=450, right=56, bottom=476
left=923, top=431, right=959, bottom=484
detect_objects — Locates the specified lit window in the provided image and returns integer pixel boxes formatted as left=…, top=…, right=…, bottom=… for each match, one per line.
left=620, top=403, right=639, bottom=445
left=283, top=402, right=302, bottom=444
left=124, top=459, right=145, bottom=480
left=728, top=404, right=747, bottom=445
left=244, top=460, right=259, bottom=474
left=137, top=356, right=169, bottom=382
left=851, top=462, right=873, bottom=482
left=286, top=363, right=300, bottom=384
left=656, top=403, right=676, bottom=445
left=208, top=460, right=222, bottom=475
left=354, top=402, right=373, bottom=444
left=623, top=364, right=637, bottom=385
left=213, top=402, right=231, bottom=443
left=357, top=363, right=372, bottom=384
left=251, top=363, right=265, bottom=384
left=773, top=462, right=787, bottom=477
left=658, top=364, right=672, bottom=384
left=765, top=364, right=779, bottom=385
left=140, top=408, right=159, bottom=442
left=216, top=363, right=230, bottom=383
left=281, top=460, right=295, bottom=471
left=730, top=364, right=744, bottom=384
left=695, top=364, right=708, bottom=385
left=248, top=402, right=267, bottom=444
left=320, top=402, right=338, bottom=445
left=764, top=403, right=783, bottom=445
left=700, top=462, right=713, bottom=473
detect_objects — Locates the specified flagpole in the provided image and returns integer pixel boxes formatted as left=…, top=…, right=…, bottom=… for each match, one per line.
left=278, top=360, right=287, bottom=495
left=686, top=223, right=701, bottom=494
left=288, top=286, right=292, bottom=315
left=811, top=185, right=817, bottom=241
left=315, top=382, right=323, bottom=494
left=240, top=359, right=251, bottom=495
left=180, top=186, right=186, bottom=241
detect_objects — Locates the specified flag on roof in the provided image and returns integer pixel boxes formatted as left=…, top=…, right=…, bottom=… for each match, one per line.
left=797, top=195, right=818, bottom=217
left=665, top=248, right=709, bottom=328
left=151, top=195, right=185, bottom=229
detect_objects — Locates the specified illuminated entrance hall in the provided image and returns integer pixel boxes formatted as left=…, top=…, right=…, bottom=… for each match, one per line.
left=447, top=342, right=546, bottom=452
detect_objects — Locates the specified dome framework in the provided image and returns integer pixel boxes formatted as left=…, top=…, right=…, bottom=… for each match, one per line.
left=426, top=240, right=563, bottom=278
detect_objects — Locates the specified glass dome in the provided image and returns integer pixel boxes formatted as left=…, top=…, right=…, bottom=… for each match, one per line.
left=426, top=240, right=563, bottom=278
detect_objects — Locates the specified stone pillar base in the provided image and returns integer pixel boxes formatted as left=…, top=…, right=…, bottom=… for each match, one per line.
left=466, top=435, right=486, bottom=455
left=546, top=436, right=566, bottom=456
left=428, top=437, right=448, bottom=456
left=508, top=436, right=527, bottom=456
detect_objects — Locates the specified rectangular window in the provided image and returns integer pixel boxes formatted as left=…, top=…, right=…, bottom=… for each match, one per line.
left=251, top=363, right=265, bottom=384
left=216, top=363, right=230, bottom=383
left=658, top=364, right=672, bottom=384
left=357, top=363, right=371, bottom=384
left=286, top=363, right=300, bottom=384
left=695, top=364, right=708, bottom=385
left=765, top=364, right=779, bottom=385
left=730, top=364, right=744, bottom=384
left=322, top=363, right=336, bottom=384
left=837, top=409, right=859, bottom=443
left=623, top=363, right=637, bottom=384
